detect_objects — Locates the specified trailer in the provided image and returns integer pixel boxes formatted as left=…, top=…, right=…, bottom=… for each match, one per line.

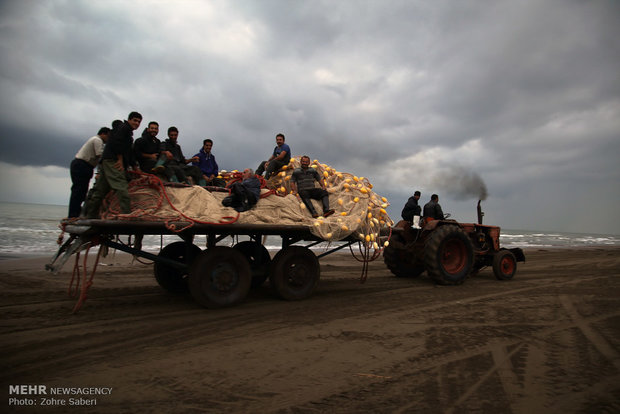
left=47, top=218, right=380, bottom=311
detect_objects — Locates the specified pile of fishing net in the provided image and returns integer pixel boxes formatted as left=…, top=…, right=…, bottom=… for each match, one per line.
left=98, top=156, right=394, bottom=247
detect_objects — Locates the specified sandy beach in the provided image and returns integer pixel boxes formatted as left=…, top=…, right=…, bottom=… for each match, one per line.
left=1, top=246, right=619, bottom=413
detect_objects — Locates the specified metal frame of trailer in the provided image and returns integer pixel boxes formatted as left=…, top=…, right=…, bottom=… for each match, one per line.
left=47, top=219, right=371, bottom=309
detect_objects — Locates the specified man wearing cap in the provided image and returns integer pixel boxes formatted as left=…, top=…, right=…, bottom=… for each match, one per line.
left=401, top=190, right=421, bottom=223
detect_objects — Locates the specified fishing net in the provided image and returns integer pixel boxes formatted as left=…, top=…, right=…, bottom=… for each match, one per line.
left=98, top=156, right=394, bottom=248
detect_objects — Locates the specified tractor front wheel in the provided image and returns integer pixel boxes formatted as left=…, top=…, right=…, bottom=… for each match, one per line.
left=493, top=249, right=517, bottom=280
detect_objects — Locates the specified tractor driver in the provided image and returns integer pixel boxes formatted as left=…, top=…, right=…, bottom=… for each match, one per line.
left=423, top=194, right=445, bottom=223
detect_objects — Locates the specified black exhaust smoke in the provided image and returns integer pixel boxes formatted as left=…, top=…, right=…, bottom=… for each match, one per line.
left=430, top=166, right=488, bottom=201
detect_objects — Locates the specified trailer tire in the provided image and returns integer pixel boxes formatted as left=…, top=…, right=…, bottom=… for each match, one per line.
left=493, top=249, right=517, bottom=280
left=424, top=225, right=474, bottom=285
left=233, top=241, right=271, bottom=288
left=154, top=241, right=201, bottom=293
left=189, top=247, right=252, bottom=308
left=270, top=246, right=320, bottom=301
left=383, top=234, right=425, bottom=278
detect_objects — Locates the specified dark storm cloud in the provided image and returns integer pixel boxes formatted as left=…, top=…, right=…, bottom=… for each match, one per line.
left=1, top=124, right=78, bottom=167
left=0, top=0, right=619, bottom=233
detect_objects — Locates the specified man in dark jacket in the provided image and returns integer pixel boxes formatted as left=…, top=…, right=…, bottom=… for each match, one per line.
left=156, top=126, right=204, bottom=185
left=401, top=190, right=421, bottom=222
left=192, top=138, right=225, bottom=186
left=133, top=121, right=163, bottom=173
left=86, top=111, right=142, bottom=217
left=423, top=194, right=445, bottom=222
left=222, top=168, right=261, bottom=212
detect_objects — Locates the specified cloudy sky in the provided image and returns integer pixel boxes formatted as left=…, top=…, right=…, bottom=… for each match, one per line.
left=0, top=0, right=619, bottom=235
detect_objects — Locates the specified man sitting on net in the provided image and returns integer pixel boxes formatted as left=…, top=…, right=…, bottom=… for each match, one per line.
left=256, top=133, right=290, bottom=179
left=221, top=168, right=261, bottom=212
left=291, top=155, right=335, bottom=218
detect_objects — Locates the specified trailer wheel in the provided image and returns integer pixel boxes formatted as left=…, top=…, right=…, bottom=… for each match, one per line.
left=270, top=246, right=320, bottom=301
left=383, top=234, right=425, bottom=278
left=154, top=241, right=201, bottom=293
left=493, top=249, right=517, bottom=280
left=424, top=225, right=474, bottom=285
left=189, top=246, right=252, bottom=308
left=233, top=241, right=271, bottom=288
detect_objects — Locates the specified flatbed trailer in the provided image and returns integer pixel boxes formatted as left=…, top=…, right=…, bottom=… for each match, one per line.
left=47, top=218, right=378, bottom=310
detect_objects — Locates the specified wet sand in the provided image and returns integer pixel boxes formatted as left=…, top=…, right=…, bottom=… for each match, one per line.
left=1, top=247, right=619, bottom=413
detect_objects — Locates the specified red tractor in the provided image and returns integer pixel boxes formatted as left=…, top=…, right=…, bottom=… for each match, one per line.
left=383, top=201, right=525, bottom=285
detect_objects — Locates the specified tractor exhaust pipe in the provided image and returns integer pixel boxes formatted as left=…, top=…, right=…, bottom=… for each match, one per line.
left=477, top=200, right=484, bottom=225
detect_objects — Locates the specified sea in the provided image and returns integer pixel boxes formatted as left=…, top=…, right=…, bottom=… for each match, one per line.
left=0, top=201, right=619, bottom=259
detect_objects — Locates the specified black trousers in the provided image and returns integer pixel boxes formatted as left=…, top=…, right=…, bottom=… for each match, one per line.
left=222, top=182, right=258, bottom=212
left=68, top=158, right=94, bottom=217
left=299, top=188, right=329, bottom=215
left=256, top=159, right=287, bottom=178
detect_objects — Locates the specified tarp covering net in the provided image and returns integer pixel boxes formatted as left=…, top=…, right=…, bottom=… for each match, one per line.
left=97, top=156, right=394, bottom=246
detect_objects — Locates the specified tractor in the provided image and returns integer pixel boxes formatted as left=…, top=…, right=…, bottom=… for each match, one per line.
left=383, top=201, right=525, bottom=285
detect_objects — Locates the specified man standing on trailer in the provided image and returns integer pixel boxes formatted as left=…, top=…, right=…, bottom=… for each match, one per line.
left=67, top=127, right=110, bottom=217
left=86, top=111, right=142, bottom=218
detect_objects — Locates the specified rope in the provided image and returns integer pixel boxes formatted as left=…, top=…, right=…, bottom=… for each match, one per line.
left=101, top=171, right=241, bottom=230
left=67, top=241, right=102, bottom=313
left=346, top=226, right=393, bottom=283
left=68, top=250, right=82, bottom=298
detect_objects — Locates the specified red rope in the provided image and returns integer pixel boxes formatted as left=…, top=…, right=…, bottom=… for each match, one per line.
left=100, top=171, right=241, bottom=230
left=67, top=242, right=102, bottom=313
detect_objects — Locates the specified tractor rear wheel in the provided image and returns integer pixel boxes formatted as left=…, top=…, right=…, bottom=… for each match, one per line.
left=424, top=225, right=474, bottom=285
left=493, top=249, right=517, bottom=280
left=383, top=233, right=425, bottom=278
